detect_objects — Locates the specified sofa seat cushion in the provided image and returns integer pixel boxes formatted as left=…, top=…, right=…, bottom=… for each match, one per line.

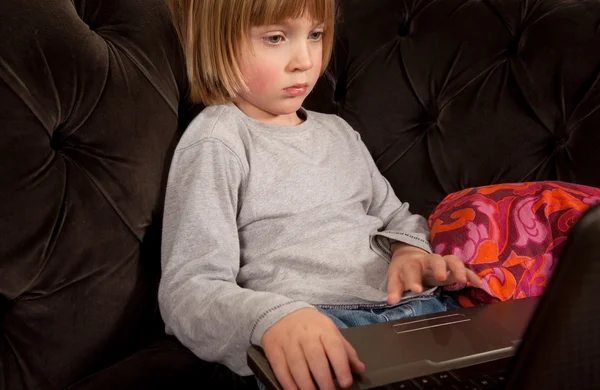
left=64, top=337, right=259, bottom=390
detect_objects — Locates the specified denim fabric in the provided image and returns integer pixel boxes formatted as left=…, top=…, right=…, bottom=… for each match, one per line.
left=256, top=293, right=459, bottom=390
left=315, top=293, right=460, bottom=329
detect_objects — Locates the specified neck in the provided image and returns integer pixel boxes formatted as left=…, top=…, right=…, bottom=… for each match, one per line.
left=233, top=101, right=304, bottom=127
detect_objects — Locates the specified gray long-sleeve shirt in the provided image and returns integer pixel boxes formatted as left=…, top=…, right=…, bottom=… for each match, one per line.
left=158, top=104, right=434, bottom=375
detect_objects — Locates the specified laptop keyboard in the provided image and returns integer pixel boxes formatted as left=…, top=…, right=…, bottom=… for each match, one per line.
left=372, top=358, right=510, bottom=390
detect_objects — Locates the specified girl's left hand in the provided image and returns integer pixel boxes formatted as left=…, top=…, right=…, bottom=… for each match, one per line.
left=386, top=245, right=482, bottom=305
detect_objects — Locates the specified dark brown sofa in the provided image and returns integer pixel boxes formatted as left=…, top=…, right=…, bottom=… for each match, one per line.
left=2, top=0, right=600, bottom=389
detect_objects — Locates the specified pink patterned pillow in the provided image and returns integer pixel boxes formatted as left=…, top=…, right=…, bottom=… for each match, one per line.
left=428, top=181, right=600, bottom=307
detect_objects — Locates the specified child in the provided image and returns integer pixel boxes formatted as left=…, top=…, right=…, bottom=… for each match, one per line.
left=160, top=1, right=481, bottom=389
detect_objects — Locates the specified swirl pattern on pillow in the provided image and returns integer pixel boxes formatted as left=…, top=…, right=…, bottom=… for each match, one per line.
left=428, top=181, right=600, bottom=306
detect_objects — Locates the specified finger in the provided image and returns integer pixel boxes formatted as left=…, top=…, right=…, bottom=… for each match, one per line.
left=466, top=269, right=483, bottom=288
left=302, top=339, right=336, bottom=390
left=264, top=346, right=298, bottom=390
left=285, top=342, right=316, bottom=390
left=445, top=256, right=468, bottom=284
left=387, top=266, right=404, bottom=305
left=319, top=334, right=354, bottom=389
left=342, top=337, right=366, bottom=374
left=425, top=254, right=448, bottom=281
left=402, top=259, right=424, bottom=293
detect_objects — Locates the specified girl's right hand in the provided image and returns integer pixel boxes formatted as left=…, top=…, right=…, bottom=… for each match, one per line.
left=261, top=308, right=366, bottom=390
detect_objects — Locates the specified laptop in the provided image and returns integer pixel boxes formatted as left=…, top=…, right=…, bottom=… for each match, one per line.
left=248, top=203, right=600, bottom=390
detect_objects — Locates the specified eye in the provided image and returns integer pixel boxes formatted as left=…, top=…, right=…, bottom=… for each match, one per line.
left=263, top=34, right=284, bottom=44
left=309, top=31, right=323, bottom=41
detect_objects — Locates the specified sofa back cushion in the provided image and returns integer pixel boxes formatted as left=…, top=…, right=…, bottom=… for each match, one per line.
left=305, top=0, right=600, bottom=217
left=0, top=0, right=185, bottom=388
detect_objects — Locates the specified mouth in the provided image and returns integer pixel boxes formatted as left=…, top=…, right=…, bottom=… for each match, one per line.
left=283, top=83, right=308, bottom=96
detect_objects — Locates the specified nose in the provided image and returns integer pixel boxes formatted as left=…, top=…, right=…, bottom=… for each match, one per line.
left=288, top=41, right=313, bottom=72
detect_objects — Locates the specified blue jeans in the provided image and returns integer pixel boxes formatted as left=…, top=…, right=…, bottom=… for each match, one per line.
left=314, top=292, right=460, bottom=328
left=256, top=292, right=459, bottom=389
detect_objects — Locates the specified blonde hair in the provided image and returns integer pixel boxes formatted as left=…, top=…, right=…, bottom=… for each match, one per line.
left=168, top=0, right=336, bottom=105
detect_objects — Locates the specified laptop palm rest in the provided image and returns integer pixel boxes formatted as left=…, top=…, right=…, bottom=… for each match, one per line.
left=339, top=298, right=537, bottom=388
left=392, top=313, right=471, bottom=334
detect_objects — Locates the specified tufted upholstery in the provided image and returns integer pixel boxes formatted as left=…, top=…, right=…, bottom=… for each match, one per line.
left=306, top=0, right=600, bottom=216
left=0, top=1, right=251, bottom=389
left=2, top=0, right=600, bottom=389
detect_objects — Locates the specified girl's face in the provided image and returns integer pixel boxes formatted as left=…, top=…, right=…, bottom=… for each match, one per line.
left=234, top=15, right=324, bottom=126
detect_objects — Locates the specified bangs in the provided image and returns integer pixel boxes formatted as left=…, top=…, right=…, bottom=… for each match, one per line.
left=248, top=0, right=333, bottom=27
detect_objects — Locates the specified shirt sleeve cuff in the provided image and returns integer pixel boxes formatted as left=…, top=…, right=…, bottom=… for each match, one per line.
left=371, top=231, right=432, bottom=260
left=250, top=301, right=314, bottom=347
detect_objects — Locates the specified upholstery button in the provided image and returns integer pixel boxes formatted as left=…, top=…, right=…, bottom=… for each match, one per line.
left=50, top=134, right=62, bottom=151
left=507, top=37, right=521, bottom=57
left=425, top=120, right=438, bottom=129
left=558, top=136, right=568, bottom=147
left=420, top=109, right=439, bottom=127
left=334, top=82, right=346, bottom=103
left=507, top=40, right=518, bottom=57
left=552, top=135, right=568, bottom=149
left=421, top=113, right=439, bottom=130
left=398, top=22, right=412, bottom=37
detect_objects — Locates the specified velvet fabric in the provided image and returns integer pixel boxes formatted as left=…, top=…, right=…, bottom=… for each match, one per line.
left=306, top=0, right=600, bottom=216
left=0, top=0, right=237, bottom=389
left=2, top=0, right=600, bottom=388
